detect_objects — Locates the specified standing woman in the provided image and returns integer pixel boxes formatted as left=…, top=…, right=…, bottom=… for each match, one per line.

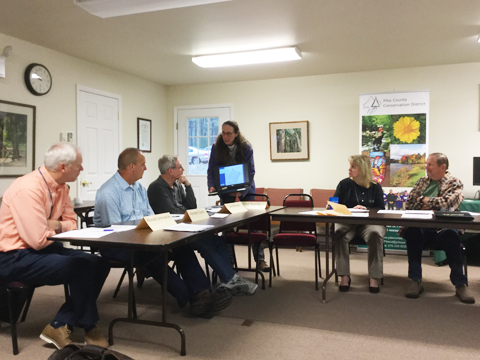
left=208, top=120, right=269, bottom=271
left=334, top=155, right=386, bottom=293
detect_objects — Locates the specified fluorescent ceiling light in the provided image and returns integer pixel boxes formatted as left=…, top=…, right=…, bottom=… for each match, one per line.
left=74, top=0, right=232, bottom=18
left=192, top=47, right=302, bottom=68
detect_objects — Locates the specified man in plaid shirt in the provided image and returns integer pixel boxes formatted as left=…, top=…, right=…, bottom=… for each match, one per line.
left=399, top=153, right=474, bottom=304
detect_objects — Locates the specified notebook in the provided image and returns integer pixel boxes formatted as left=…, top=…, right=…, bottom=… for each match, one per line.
left=209, top=162, right=251, bottom=196
left=434, top=211, right=474, bottom=221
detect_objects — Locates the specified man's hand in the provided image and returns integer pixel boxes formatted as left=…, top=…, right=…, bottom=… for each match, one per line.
left=209, top=187, right=216, bottom=193
left=416, top=196, right=430, bottom=210
left=353, top=205, right=367, bottom=210
left=176, top=175, right=190, bottom=187
left=47, top=220, right=62, bottom=234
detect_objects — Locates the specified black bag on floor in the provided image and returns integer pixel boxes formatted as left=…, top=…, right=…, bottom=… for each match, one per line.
left=48, top=344, right=134, bottom=360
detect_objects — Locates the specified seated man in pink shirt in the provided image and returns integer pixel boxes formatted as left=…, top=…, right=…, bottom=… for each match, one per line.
left=0, top=142, right=111, bottom=349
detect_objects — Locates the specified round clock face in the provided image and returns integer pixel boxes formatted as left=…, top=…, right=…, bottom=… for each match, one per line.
left=24, top=63, right=52, bottom=96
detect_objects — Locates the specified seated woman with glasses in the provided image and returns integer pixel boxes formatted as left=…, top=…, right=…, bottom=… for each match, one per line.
left=207, top=120, right=269, bottom=272
left=333, top=155, right=386, bottom=294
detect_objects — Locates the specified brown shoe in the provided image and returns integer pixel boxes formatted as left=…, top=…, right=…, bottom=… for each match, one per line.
left=85, top=324, right=109, bottom=348
left=258, top=260, right=270, bottom=272
left=39, top=324, right=72, bottom=349
left=456, top=285, right=475, bottom=304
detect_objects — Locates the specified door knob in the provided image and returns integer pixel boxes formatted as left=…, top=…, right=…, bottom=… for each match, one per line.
left=81, top=180, right=92, bottom=187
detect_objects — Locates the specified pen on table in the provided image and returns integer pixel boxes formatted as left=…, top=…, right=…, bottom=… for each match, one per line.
left=104, top=229, right=114, bottom=231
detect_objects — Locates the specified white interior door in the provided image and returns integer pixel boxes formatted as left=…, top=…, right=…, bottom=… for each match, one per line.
left=77, top=86, right=121, bottom=201
left=176, top=105, right=232, bottom=208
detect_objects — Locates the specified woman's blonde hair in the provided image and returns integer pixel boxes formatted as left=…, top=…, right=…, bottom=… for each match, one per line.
left=349, top=154, right=373, bottom=188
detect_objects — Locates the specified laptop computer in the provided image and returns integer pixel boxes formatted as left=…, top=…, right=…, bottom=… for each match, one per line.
left=209, top=162, right=251, bottom=196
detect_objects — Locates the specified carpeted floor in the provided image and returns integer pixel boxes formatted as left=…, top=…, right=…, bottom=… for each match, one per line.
left=2, top=246, right=480, bottom=359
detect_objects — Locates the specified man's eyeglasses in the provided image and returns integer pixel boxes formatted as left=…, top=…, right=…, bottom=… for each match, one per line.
left=171, top=166, right=184, bottom=171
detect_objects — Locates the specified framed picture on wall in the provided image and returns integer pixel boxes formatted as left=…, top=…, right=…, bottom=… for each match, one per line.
left=137, top=118, right=152, bottom=153
left=269, top=120, right=309, bottom=161
left=0, top=100, right=36, bottom=177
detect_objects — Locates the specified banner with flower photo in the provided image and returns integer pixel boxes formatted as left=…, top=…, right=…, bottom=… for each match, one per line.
left=359, top=91, right=429, bottom=187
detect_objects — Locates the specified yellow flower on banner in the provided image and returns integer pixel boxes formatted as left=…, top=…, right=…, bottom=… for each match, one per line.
left=393, top=116, right=420, bottom=143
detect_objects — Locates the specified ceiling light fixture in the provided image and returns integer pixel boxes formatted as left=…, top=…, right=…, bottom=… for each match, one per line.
left=73, top=0, right=232, bottom=18
left=192, top=46, right=302, bottom=68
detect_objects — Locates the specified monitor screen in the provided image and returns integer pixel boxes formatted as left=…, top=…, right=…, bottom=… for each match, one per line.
left=219, top=163, right=245, bottom=187
left=474, top=157, right=480, bottom=185
left=214, top=162, right=250, bottom=194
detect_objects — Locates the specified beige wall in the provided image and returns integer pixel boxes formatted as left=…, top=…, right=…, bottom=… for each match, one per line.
left=167, top=63, right=480, bottom=199
left=2, top=31, right=480, bottom=200
left=0, top=33, right=168, bottom=197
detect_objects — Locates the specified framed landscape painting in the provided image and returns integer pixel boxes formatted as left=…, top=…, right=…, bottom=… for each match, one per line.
left=269, top=120, right=309, bottom=161
left=0, top=100, right=36, bottom=177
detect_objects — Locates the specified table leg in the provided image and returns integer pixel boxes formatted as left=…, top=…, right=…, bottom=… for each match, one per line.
left=108, top=250, right=187, bottom=356
left=322, top=222, right=337, bottom=303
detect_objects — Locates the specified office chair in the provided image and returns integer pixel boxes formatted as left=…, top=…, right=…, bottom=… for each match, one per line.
left=226, top=194, right=273, bottom=290
left=271, top=194, right=321, bottom=290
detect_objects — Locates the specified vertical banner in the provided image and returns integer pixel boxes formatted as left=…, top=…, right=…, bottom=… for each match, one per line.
left=359, top=91, right=429, bottom=187
left=359, top=91, right=429, bottom=254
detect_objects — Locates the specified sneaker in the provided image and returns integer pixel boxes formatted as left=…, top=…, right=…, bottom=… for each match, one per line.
left=40, top=324, right=73, bottom=349
left=190, top=290, right=214, bottom=318
left=85, top=324, right=109, bottom=348
left=258, top=260, right=270, bottom=273
left=405, top=280, right=424, bottom=299
left=212, top=288, right=233, bottom=311
left=456, top=285, right=475, bottom=304
left=217, top=274, right=258, bottom=295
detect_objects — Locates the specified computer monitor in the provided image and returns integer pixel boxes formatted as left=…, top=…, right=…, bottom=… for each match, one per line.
left=474, top=157, right=480, bottom=185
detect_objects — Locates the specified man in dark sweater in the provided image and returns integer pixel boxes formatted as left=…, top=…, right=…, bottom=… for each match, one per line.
left=147, top=155, right=258, bottom=296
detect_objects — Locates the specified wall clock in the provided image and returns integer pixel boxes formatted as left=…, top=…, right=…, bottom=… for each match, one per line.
left=24, top=63, right=52, bottom=96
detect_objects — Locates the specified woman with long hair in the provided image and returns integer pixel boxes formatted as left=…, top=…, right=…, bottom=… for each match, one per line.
left=334, top=155, right=386, bottom=293
left=207, top=120, right=269, bottom=271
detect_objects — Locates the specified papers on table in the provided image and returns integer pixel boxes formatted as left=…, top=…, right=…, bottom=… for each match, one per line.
left=377, top=209, right=433, bottom=219
left=164, top=223, right=214, bottom=232
left=171, top=214, right=184, bottom=220
left=210, top=213, right=230, bottom=219
left=378, top=210, right=404, bottom=214
left=52, top=225, right=136, bottom=239
left=401, top=210, right=433, bottom=219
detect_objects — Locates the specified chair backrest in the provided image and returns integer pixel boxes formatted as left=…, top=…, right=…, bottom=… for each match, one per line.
left=265, top=188, right=303, bottom=206
left=310, top=189, right=335, bottom=209
left=239, top=194, right=271, bottom=232
left=255, top=187, right=265, bottom=194
left=280, top=194, right=316, bottom=233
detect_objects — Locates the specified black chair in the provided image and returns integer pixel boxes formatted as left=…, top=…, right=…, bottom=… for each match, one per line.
left=0, top=282, right=69, bottom=355
left=271, top=194, right=321, bottom=290
left=226, top=194, right=273, bottom=290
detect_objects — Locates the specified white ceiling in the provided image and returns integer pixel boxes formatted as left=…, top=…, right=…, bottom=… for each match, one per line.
left=1, top=0, right=480, bottom=86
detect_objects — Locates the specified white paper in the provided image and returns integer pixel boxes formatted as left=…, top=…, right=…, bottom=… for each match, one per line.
left=299, top=211, right=323, bottom=215
left=206, top=207, right=222, bottom=213
left=378, top=210, right=405, bottom=214
left=170, top=214, right=184, bottom=220
left=348, top=208, right=369, bottom=213
left=401, top=213, right=433, bottom=219
left=110, top=225, right=137, bottom=232
left=52, top=228, right=113, bottom=239
left=164, top=223, right=215, bottom=232
left=350, top=212, right=369, bottom=217
left=210, top=213, right=230, bottom=218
